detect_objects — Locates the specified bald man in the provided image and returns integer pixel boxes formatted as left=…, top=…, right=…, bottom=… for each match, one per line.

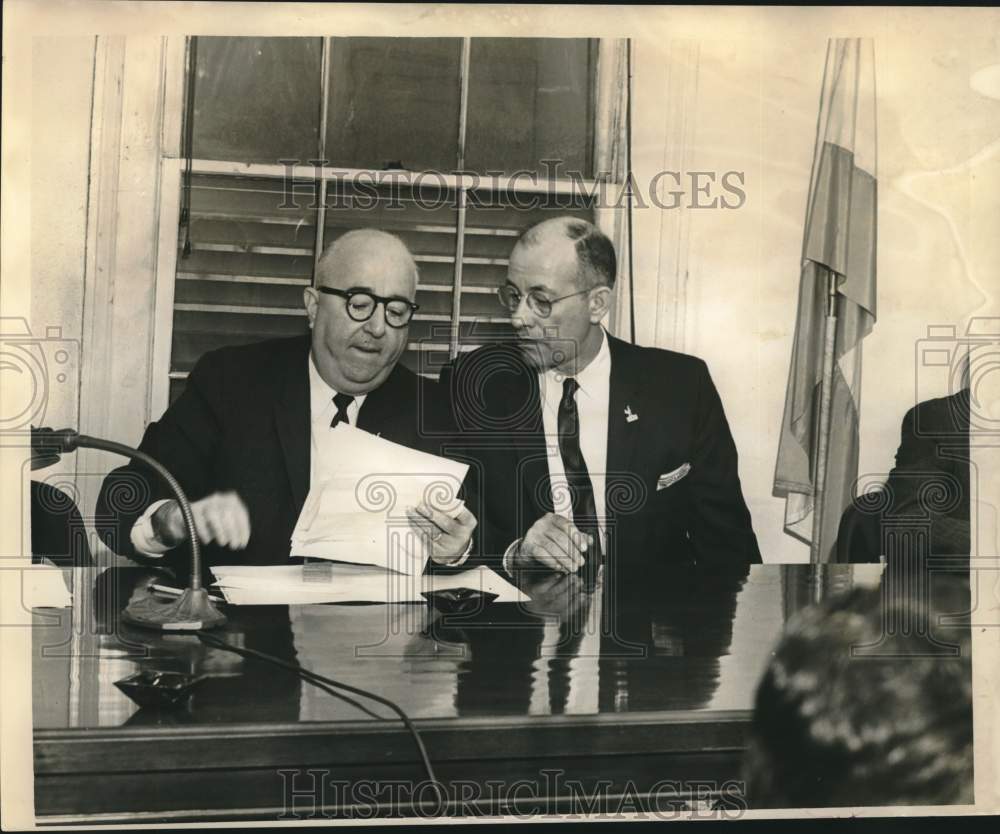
left=444, top=217, right=760, bottom=578
left=97, top=230, right=476, bottom=578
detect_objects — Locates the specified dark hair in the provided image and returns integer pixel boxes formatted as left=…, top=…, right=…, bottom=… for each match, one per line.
left=521, top=217, right=617, bottom=290
left=744, top=578, right=973, bottom=808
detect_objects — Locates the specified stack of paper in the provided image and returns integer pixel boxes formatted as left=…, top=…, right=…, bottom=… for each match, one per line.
left=211, top=563, right=527, bottom=606
left=291, top=425, right=469, bottom=575
left=214, top=426, right=524, bottom=607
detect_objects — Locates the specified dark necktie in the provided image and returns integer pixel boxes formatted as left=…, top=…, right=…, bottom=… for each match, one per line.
left=557, top=378, right=602, bottom=572
left=330, top=392, right=355, bottom=428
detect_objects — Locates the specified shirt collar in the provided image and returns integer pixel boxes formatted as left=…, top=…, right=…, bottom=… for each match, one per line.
left=545, top=327, right=611, bottom=398
left=308, top=353, right=366, bottom=421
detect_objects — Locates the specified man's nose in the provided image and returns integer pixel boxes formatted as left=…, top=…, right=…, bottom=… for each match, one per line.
left=363, top=303, right=387, bottom=338
left=510, top=294, right=533, bottom=332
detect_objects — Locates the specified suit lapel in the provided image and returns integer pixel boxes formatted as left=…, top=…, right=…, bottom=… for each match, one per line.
left=355, top=369, right=396, bottom=437
left=355, top=363, right=417, bottom=445
left=273, top=342, right=312, bottom=512
left=487, top=347, right=552, bottom=515
left=519, top=373, right=553, bottom=515
left=606, top=336, right=646, bottom=514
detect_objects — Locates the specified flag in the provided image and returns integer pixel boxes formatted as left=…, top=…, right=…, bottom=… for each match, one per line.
left=773, top=39, right=878, bottom=562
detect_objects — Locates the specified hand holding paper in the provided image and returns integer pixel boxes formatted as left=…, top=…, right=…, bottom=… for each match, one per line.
left=405, top=501, right=477, bottom=565
left=291, top=424, right=470, bottom=575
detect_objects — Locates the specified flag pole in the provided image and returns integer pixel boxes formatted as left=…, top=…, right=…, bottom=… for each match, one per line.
left=810, top=271, right=839, bottom=563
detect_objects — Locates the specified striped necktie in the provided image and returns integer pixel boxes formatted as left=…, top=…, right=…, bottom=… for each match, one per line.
left=557, top=377, right=602, bottom=573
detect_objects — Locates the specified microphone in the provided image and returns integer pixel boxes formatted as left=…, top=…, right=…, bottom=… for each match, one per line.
left=30, top=426, right=226, bottom=631
left=30, top=427, right=79, bottom=470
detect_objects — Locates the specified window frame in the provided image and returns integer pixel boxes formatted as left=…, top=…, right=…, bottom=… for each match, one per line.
left=150, top=36, right=628, bottom=417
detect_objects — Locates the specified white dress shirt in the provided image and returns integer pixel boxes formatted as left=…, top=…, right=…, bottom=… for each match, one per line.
left=504, top=328, right=612, bottom=571
left=307, top=353, right=366, bottom=484
left=540, top=328, right=611, bottom=547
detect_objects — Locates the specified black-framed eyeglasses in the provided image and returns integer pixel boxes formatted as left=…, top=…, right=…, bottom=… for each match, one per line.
left=496, top=284, right=592, bottom=319
left=318, top=287, right=419, bottom=328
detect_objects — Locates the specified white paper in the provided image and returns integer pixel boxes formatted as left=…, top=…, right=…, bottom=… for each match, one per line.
left=212, top=563, right=528, bottom=606
left=290, top=425, right=469, bottom=575
left=0, top=562, right=73, bottom=617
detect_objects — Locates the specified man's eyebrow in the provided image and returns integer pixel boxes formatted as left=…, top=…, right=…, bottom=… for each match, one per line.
left=346, top=285, right=374, bottom=293
left=505, top=277, right=556, bottom=295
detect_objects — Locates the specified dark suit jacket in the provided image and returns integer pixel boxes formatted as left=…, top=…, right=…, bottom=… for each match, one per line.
left=442, top=334, right=761, bottom=570
left=839, top=389, right=970, bottom=563
left=31, top=481, right=93, bottom=567
left=96, top=336, right=455, bottom=579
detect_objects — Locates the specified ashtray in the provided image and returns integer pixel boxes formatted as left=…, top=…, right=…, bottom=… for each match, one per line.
left=421, top=588, right=498, bottom=614
left=114, top=670, right=204, bottom=709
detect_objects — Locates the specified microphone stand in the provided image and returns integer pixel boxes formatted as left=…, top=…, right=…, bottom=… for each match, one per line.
left=32, top=428, right=226, bottom=630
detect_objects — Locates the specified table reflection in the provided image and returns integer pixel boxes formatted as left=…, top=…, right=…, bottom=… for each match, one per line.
left=32, top=563, right=877, bottom=730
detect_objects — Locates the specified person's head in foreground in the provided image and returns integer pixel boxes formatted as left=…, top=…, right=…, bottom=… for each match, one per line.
left=744, top=578, right=973, bottom=808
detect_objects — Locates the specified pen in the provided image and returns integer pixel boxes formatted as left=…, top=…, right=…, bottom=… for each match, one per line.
left=150, top=584, right=227, bottom=605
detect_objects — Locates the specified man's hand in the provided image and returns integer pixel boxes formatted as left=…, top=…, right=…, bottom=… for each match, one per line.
left=512, top=513, right=591, bottom=573
left=522, top=570, right=591, bottom=621
left=151, top=491, right=251, bottom=550
left=405, top=502, right=477, bottom=565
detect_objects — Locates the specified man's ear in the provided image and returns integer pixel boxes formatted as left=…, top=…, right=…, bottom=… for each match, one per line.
left=303, top=286, right=318, bottom=328
left=588, top=285, right=612, bottom=322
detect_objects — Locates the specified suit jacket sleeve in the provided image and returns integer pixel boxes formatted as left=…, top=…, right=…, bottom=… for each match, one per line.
left=96, top=351, right=225, bottom=565
left=687, top=360, right=762, bottom=566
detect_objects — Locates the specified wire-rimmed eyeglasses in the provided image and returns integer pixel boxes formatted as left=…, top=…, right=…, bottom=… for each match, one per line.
left=496, top=284, right=592, bottom=319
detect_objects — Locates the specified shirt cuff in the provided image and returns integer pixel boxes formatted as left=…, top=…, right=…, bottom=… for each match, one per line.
left=453, top=537, right=474, bottom=567
left=432, top=536, right=474, bottom=567
left=501, top=538, right=523, bottom=577
left=130, top=499, right=173, bottom=557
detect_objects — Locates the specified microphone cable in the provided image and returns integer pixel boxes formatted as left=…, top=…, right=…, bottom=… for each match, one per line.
left=195, top=630, right=446, bottom=813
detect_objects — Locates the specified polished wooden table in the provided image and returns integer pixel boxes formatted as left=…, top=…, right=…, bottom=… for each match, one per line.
left=32, top=563, right=879, bottom=823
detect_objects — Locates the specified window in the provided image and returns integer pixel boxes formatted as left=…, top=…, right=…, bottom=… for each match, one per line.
left=163, top=37, right=618, bottom=404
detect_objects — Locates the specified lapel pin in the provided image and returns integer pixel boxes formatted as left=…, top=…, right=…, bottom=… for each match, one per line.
left=625, top=406, right=639, bottom=423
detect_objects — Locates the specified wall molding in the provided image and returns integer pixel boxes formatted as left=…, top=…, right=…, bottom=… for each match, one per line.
left=78, top=35, right=126, bottom=517
left=593, top=39, right=629, bottom=339
left=77, top=36, right=185, bottom=518
left=653, top=40, right=700, bottom=353
left=620, top=39, right=701, bottom=352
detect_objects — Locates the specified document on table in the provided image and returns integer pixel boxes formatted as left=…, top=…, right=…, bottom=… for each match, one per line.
left=1, top=561, right=72, bottom=626
left=23, top=564, right=73, bottom=608
left=290, top=424, right=469, bottom=576
left=211, top=563, right=528, bottom=606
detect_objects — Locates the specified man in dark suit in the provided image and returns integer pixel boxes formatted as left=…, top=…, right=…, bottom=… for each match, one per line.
left=443, top=217, right=760, bottom=578
left=31, top=480, right=93, bottom=567
left=97, top=229, right=476, bottom=578
left=839, top=388, right=970, bottom=563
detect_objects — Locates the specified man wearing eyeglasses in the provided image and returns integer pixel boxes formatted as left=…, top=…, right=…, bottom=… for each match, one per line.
left=443, top=217, right=760, bottom=582
left=97, top=229, right=476, bottom=578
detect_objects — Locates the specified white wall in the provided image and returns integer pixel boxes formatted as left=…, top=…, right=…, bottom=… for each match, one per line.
left=30, top=37, right=94, bottom=373
left=627, top=10, right=1000, bottom=561
left=23, top=35, right=183, bottom=529
left=27, top=37, right=96, bottom=514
